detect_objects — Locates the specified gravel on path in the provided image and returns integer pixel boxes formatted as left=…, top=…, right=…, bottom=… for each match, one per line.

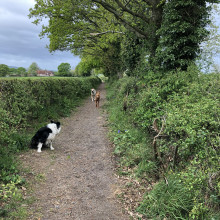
left=22, top=83, right=129, bottom=220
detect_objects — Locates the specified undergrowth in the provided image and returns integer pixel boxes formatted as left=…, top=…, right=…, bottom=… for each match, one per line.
left=105, top=67, right=219, bottom=219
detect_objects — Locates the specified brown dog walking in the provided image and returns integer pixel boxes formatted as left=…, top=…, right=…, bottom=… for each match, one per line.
left=95, top=90, right=100, bottom=108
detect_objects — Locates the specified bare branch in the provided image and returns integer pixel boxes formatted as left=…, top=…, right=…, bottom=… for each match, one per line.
left=92, top=0, right=148, bottom=39
left=164, top=176, right=169, bottom=186
left=89, top=31, right=124, bottom=36
left=115, top=0, right=150, bottom=24
left=152, top=118, right=160, bottom=133
left=208, top=172, right=219, bottom=191
left=152, top=117, right=165, bottom=161
left=124, top=0, right=132, bottom=7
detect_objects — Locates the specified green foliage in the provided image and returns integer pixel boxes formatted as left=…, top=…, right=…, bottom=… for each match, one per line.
left=27, top=62, right=39, bottom=76
left=0, top=177, right=27, bottom=219
left=156, top=0, right=217, bottom=71
left=28, top=0, right=157, bottom=54
left=57, top=62, right=71, bottom=76
left=28, top=0, right=219, bottom=79
left=99, top=38, right=123, bottom=78
left=28, top=0, right=164, bottom=78
left=138, top=176, right=194, bottom=219
left=106, top=78, right=155, bottom=177
left=9, top=68, right=17, bottom=76
left=0, top=64, right=9, bottom=77
left=81, top=35, right=123, bottom=79
left=75, top=57, right=97, bottom=77
left=17, top=67, right=27, bottom=76
left=120, top=32, right=148, bottom=77
left=106, top=68, right=220, bottom=219
left=7, top=67, right=27, bottom=77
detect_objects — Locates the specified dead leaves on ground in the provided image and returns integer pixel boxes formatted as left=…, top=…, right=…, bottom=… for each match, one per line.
left=114, top=167, right=155, bottom=220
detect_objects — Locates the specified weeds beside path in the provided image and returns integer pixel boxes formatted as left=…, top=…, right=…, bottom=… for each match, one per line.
left=21, top=83, right=129, bottom=220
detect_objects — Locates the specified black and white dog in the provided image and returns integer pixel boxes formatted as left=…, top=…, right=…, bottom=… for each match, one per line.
left=30, top=121, right=61, bottom=153
left=91, top=88, right=96, bottom=102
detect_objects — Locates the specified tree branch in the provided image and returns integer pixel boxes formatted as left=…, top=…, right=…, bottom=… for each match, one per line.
left=92, top=0, right=148, bottom=39
left=115, top=0, right=150, bottom=24
left=89, top=31, right=124, bottom=36
left=152, top=117, right=165, bottom=161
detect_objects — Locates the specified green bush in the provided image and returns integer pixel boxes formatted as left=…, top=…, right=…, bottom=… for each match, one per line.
left=0, top=76, right=101, bottom=180
left=106, top=79, right=155, bottom=177
left=105, top=68, right=220, bottom=219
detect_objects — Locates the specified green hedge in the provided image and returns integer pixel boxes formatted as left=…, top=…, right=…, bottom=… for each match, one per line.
left=0, top=77, right=100, bottom=125
left=0, top=76, right=101, bottom=218
left=0, top=76, right=101, bottom=180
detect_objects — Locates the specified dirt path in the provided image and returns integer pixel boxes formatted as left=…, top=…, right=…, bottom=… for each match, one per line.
left=22, top=83, right=129, bottom=220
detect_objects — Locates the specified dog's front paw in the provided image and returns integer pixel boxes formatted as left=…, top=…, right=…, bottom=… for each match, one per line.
left=50, top=146, right=54, bottom=150
left=37, top=149, right=42, bottom=153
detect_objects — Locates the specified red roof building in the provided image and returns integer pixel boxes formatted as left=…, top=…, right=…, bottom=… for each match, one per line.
left=37, top=70, right=54, bottom=77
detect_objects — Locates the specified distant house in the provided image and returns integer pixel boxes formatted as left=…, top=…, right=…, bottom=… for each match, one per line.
left=37, top=70, right=54, bottom=77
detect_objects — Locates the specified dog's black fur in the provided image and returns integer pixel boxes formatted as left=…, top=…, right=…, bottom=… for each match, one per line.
left=30, top=121, right=61, bottom=152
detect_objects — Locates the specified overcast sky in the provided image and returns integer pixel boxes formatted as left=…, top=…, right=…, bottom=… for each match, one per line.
left=0, top=0, right=80, bottom=71
left=0, top=1, right=219, bottom=72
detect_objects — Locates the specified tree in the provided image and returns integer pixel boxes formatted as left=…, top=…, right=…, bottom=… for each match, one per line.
left=17, top=67, right=27, bottom=76
left=0, top=64, right=9, bottom=77
left=76, top=35, right=123, bottom=78
left=29, top=0, right=165, bottom=64
left=75, top=56, right=99, bottom=77
left=57, top=63, right=71, bottom=76
left=155, top=0, right=219, bottom=71
left=197, top=3, right=220, bottom=72
left=97, top=38, right=123, bottom=78
left=29, top=0, right=220, bottom=77
left=28, top=62, right=39, bottom=76
left=9, top=67, right=17, bottom=76
left=75, top=61, right=92, bottom=77
left=120, top=31, right=147, bottom=76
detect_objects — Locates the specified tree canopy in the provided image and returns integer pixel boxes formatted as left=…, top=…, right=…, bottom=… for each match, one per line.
left=57, top=62, right=71, bottom=76
left=29, top=0, right=220, bottom=78
left=17, top=67, right=27, bottom=76
left=0, top=64, right=9, bottom=77
left=28, top=62, right=39, bottom=76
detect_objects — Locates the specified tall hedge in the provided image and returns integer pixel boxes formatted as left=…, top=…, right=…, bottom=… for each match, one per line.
left=0, top=76, right=101, bottom=181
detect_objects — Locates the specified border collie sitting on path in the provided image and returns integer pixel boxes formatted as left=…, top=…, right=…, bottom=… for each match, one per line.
left=30, top=121, right=61, bottom=153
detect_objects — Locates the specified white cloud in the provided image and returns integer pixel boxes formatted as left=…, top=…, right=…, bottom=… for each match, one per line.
left=0, top=0, right=80, bottom=71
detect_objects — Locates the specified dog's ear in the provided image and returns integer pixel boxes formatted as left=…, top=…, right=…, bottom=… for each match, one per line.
left=51, top=120, right=54, bottom=124
left=56, top=122, right=61, bottom=128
